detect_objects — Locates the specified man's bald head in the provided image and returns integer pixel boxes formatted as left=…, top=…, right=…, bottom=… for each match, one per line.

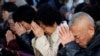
left=69, top=12, right=95, bottom=28
left=69, top=12, right=95, bottom=48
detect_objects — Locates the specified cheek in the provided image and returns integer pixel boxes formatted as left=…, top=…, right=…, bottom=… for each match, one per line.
left=3, top=12, right=8, bottom=16
left=79, top=35, right=89, bottom=45
left=3, top=12, right=9, bottom=19
left=80, top=37, right=86, bottom=43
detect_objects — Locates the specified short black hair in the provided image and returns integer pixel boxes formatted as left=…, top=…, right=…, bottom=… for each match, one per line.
left=34, top=3, right=62, bottom=26
left=74, top=3, right=88, bottom=13
left=82, top=5, right=100, bottom=21
left=12, top=5, right=36, bottom=24
left=1, top=2, right=18, bottom=12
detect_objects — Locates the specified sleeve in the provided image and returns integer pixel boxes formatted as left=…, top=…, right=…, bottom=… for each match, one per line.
left=58, top=41, right=86, bottom=56
left=19, top=33, right=31, bottom=46
left=17, top=33, right=34, bottom=55
left=32, top=35, right=58, bottom=56
left=93, top=48, right=100, bottom=56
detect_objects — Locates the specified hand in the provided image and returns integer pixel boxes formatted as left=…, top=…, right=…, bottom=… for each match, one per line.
left=14, top=22, right=27, bottom=36
left=5, top=30, right=16, bottom=44
left=31, top=21, right=44, bottom=37
left=58, top=24, right=75, bottom=47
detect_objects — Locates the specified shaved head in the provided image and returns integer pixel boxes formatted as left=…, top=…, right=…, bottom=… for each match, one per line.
left=69, top=12, right=95, bottom=28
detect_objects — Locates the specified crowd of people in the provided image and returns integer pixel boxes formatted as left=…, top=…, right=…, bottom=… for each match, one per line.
left=0, top=0, right=100, bottom=56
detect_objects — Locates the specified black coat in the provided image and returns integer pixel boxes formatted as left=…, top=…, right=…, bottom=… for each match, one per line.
left=16, top=31, right=35, bottom=55
left=58, top=31, right=100, bottom=56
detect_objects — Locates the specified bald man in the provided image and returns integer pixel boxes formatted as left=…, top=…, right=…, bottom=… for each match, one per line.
left=57, top=12, right=100, bottom=56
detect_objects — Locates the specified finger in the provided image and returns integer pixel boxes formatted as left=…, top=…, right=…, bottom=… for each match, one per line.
left=13, top=35, right=16, bottom=39
left=33, top=22, right=40, bottom=29
left=60, top=25, right=67, bottom=34
left=58, top=30, right=62, bottom=38
left=5, top=30, right=11, bottom=38
left=31, top=21, right=40, bottom=32
left=58, top=27, right=63, bottom=38
left=14, top=23, right=19, bottom=29
left=31, top=21, right=34, bottom=26
left=31, top=26, right=35, bottom=33
left=31, top=26, right=38, bottom=35
left=63, top=25, right=69, bottom=32
left=15, top=22, right=20, bottom=28
left=19, top=23, right=22, bottom=27
left=5, top=33, right=8, bottom=38
left=59, top=30, right=65, bottom=45
left=6, top=30, right=9, bottom=35
left=33, top=21, right=40, bottom=29
left=6, top=30, right=11, bottom=35
left=19, top=23, right=24, bottom=29
left=31, top=22, right=36, bottom=32
left=62, top=25, right=71, bottom=37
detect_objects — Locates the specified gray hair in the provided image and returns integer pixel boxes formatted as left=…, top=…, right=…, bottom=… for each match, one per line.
left=69, top=12, right=95, bottom=27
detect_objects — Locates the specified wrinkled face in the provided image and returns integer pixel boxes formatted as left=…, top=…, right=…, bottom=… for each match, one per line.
left=39, top=22, right=57, bottom=36
left=70, top=24, right=92, bottom=48
left=20, top=21, right=31, bottom=30
left=0, top=0, right=3, bottom=6
left=2, top=10, right=9, bottom=21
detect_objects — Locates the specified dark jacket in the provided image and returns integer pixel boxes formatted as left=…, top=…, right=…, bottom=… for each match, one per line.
left=2, top=31, right=35, bottom=56
left=16, top=31, right=35, bottom=55
left=0, top=21, right=9, bottom=44
left=58, top=30, right=100, bottom=56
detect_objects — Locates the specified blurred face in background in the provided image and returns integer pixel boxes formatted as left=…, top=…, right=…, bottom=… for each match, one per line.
left=2, top=10, right=10, bottom=21
left=9, top=0, right=16, bottom=3
left=0, top=0, right=3, bottom=6
left=85, top=0, right=90, bottom=4
left=59, top=0, right=68, bottom=5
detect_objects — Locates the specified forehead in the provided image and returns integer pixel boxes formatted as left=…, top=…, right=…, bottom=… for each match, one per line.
left=39, top=23, right=50, bottom=29
left=70, top=25, right=79, bottom=32
left=39, top=22, right=55, bottom=29
left=70, top=24, right=85, bottom=33
left=20, top=21, right=30, bottom=26
left=38, top=21, right=48, bottom=27
left=39, top=22, right=45, bottom=26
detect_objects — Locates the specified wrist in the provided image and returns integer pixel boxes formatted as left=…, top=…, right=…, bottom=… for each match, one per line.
left=18, top=31, right=27, bottom=36
left=62, top=40, right=74, bottom=47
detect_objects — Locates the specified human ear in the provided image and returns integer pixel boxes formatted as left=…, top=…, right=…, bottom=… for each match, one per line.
left=88, top=25, right=95, bottom=37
